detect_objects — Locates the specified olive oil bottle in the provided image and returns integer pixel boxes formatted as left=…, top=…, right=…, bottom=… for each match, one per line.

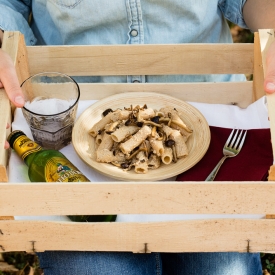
left=8, top=130, right=116, bottom=223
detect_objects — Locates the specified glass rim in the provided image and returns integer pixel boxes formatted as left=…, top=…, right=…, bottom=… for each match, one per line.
left=21, top=72, right=80, bottom=117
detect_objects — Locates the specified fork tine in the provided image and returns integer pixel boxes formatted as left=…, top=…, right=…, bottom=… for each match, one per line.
left=229, top=129, right=240, bottom=148
left=235, top=130, right=247, bottom=151
left=225, top=129, right=236, bottom=147
left=233, top=129, right=244, bottom=149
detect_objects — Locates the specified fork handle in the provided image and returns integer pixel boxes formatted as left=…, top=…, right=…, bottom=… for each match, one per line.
left=205, top=156, right=228, bottom=181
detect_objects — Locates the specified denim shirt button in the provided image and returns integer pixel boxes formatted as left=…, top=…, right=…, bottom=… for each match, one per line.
left=132, top=80, right=140, bottom=83
left=130, top=29, right=138, bottom=37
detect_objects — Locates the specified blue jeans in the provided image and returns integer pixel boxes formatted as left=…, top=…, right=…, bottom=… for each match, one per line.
left=37, top=251, right=262, bottom=275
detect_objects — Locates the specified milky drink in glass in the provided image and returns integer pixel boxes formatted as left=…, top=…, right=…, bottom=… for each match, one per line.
left=21, top=72, right=80, bottom=150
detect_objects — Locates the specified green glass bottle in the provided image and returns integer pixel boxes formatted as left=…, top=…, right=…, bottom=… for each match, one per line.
left=8, top=130, right=116, bottom=223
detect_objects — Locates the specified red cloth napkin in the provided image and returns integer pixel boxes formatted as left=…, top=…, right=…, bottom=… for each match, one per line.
left=176, top=126, right=273, bottom=181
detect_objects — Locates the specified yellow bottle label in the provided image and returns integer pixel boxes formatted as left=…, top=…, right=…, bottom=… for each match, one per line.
left=13, top=136, right=42, bottom=160
left=45, top=157, right=89, bottom=182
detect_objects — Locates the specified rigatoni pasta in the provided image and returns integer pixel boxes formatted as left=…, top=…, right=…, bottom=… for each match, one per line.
left=89, top=104, right=193, bottom=174
left=119, top=125, right=152, bottom=155
left=134, top=150, right=149, bottom=174
left=161, top=146, right=173, bottom=165
left=111, top=125, right=139, bottom=142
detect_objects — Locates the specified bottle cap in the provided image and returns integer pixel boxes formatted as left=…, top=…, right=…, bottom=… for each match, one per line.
left=7, top=130, right=26, bottom=149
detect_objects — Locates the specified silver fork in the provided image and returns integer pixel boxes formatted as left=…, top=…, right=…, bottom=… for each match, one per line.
left=205, top=129, right=247, bottom=181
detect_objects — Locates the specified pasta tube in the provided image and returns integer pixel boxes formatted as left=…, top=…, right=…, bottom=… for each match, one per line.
left=89, top=110, right=130, bottom=137
left=170, top=123, right=192, bottom=142
left=161, top=147, right=173, bottom=165
left=137, top=108, right=155, bottom=121
left=162, top=124, right=188, bottom=158
left=149, top=133, right=164, bottom=156
left=89, top=112, right=114, bottom=137
left=148, top=154, right=161, bottom=169
left=111, top=125, right=139, bottom=142
left=119, top=125, right=152, bottom=155
left=134, top=150, right=148, bottom=174
left=96, top=149, right=126, bottom=163
left=169, top=130, right=188, bottom=158
left=160, top=107, right=192, bottom=133
left=97, top=133, right=114, bottom=151
left=111, top=110, right=131, bottom=121
left=95, top=133, right=103, bottom=146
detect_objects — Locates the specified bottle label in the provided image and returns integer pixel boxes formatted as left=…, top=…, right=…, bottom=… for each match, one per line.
left=45, top=157, right=89, bottom=182
left=13, top=136, right=42, bottom=160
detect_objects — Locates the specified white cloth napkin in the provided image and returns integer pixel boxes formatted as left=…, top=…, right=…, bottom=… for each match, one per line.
left=9, top=96, right=270, bottom=221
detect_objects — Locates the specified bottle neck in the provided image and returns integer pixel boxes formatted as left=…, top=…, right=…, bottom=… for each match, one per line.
left=12, top=135, right=43, bottom=166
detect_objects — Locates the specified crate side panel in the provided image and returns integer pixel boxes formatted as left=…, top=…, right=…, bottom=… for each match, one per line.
left=27, top=44, right=254, bottom=76
left=0, top=182, right=274, bottom=215
left=0, top=219, right=275, bottom=253
left=78, top=81, right=254, bottom=108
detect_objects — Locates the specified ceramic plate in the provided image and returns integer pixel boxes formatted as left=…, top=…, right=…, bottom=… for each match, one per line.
left=72, top=92, right=210, bottom=181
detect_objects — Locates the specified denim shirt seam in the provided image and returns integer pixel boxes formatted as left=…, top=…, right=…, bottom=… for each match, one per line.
left=126, top=0, right=145, bottom=83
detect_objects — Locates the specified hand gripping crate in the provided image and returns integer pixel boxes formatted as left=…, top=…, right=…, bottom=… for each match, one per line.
left=0, top=29, right=275, bottom=254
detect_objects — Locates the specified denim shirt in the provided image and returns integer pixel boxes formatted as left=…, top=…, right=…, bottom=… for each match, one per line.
left=0, top=0, right=248, bottom=83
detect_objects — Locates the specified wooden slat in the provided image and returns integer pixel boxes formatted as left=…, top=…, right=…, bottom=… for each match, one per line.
left=0, top=31, right=30, bottom=183
left=78, top=81, right=254, bottom=108
left=259, top=29, right=275, bottom=171
left=253, top=32, right=265, bottom=101
left=0, top=219, right=275, bottom=253
left=1, top=32, right=21, bottom=68
left=0, top=92, right=9, bottom=183
left=0, top=32, right=18, bottom=183
left=27, top=43, right=254, bottom=76
left=33, top=81, right=254, bottom=108
left=0, top=182, right=274, bottom=215
left=0, top=32, right=30, bottom=217
left=1, top=31, right=31, bottom=85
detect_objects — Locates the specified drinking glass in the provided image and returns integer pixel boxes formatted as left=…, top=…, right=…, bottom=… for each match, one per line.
left=21, top=72, right=80, bottom=150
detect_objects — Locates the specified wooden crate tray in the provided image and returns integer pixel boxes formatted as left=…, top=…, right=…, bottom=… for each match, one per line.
left=0, top=30, right=275, bottom=253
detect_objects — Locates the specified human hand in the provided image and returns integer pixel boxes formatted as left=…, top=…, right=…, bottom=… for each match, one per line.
left=0, top=48, right=25, bottom=107
left=264, top=40, right=275, bottom=94
left=0, top=31, right=25, bottom=149
left=0, top=29, right=25, bottom=107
